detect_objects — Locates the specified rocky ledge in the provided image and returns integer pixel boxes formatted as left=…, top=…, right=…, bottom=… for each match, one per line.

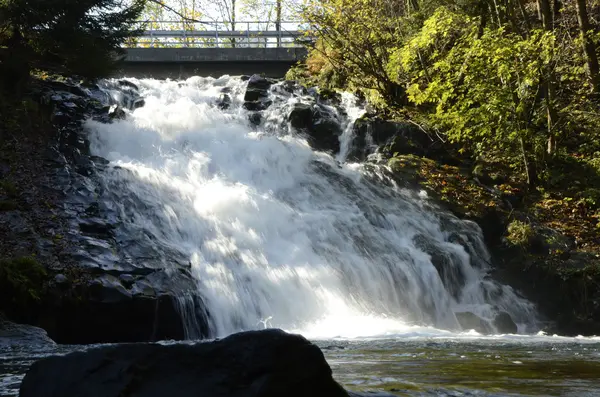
left=0, top=77, right=209, bottom=344
left=313, top=112, right=600, bottom=335
left=19, top=329, right=349, bottom=397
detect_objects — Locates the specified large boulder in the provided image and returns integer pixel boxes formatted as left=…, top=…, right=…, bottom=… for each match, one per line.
left=19, top=329, right=349, bottom=397
left=455, top=311, right=493, bottom=334
left=288, top=102, right=342, bottom=154
left=243, top=74, right=275, bottom=111
left=0, top=314, right=55, bottom=347
left=347, top=117, right=455, bottom=163
left=493, top=311, right=518, bottom=334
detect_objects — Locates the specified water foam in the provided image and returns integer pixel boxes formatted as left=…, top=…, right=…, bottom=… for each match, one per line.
left=86, top=75, right=538, bottom=339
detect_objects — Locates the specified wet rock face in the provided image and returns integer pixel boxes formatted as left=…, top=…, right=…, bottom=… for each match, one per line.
left=288, top=102, right=342, bottom=154
left=493, top=311, right=518, bottom=334
left=0, top=77, right=210, bottom=344
left=243, top=74, right=275, bottom=112
left=347, top=117, right=455, bottom=164
left=20, top=329, right=349, bottom=397
left=0, top=315, right=55, bottom=347
left=412, top=234, right=466, bottom=300
left=455, top=312, right=493, bottom=334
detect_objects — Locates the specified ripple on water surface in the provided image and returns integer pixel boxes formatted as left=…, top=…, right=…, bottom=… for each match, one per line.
left=2, top=336, right=600, bottom=397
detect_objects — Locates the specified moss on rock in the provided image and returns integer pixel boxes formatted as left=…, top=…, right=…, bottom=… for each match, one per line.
left=0, top=256, right=48, bottom=320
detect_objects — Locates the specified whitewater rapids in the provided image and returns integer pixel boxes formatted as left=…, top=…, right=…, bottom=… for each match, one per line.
left=85, top=75, right=537, bottom=339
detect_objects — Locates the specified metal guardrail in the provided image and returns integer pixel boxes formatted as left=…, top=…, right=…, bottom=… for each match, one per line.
left=123, top=20, right=314, bottom=48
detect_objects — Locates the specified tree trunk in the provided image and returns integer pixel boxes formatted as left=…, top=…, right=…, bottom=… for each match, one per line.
left=520, top=137, right=532, bottom=186
left=231, top=0, right=236, bottom=48
left=276, top=0, right=282, bottom=47
left=538, top=0, right=558, bottom=155
left=552, top=0, right=561, bottom=26
left=409, top=0, right=419, bottom=12
left=575, top=0, right=600, bottom=93
left=537, top=0, right=552, bottom=28
left=516, top=0, right=531, bottom=31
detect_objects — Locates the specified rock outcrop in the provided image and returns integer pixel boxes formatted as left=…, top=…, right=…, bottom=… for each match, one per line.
left=0, top=314, right=55, bottom=347
left=347, top=116, right=455, bottom=164
left=288, top=102, right=342, bottom=154
left=243, top=74, right=274, bottom=111
left=0, top=77, right=209, bottom=344
left=19, top=329, right=349, bottom=397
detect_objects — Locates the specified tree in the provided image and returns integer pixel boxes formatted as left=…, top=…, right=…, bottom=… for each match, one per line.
left=0, top=0, right=145, bottom=92
left=575, top=0, right=600, bottom=94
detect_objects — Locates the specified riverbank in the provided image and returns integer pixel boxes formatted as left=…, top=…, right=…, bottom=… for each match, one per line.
left=353, top=115, right=600, bottom=335
left=0, top=76, right=201, bottom=344
left=1, top=72, right=598, bottom=342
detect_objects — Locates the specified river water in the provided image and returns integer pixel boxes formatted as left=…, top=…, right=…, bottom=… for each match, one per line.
left=2, top=75, right=599, bottom=396
left=2, top=333, right=600, bottom=396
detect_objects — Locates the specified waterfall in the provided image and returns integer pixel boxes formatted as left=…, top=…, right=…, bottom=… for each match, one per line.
left=85, top=75, right=537, bottom=339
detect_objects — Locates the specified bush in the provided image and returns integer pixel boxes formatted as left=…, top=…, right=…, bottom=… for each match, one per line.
left=0, top=256, right=47, bottom=314
left=506, top=220, right=535, bottom=247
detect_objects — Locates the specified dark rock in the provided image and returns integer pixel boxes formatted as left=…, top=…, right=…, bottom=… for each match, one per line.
left=88, top=275, right=132, bottom=303
left=43, top=80, right=88, bottom=98
left=247, top=74, right=273, bottom=90
left=133, top=98, right=146, bottom=109
left=277, top=80, right=308, bottom=96
left=412, top=234, right=466, bottom=299
left=288, top=102, right=342, bottom=154
left=0, top=315, right=55, bottom=347
left=244, top=75, right=272, bottom=102
left=38, top=290, right=204, bottom=344
left=318, top=89, right=341, bottom=104
left=493, top=311, right=518, bottom=334
left=248, top=112, right=262, bottom=126
left=455, top=311, right=493, bottom=334
left=119, top=274, right=135, bottom=286
left=217, top=93, right=231, bottom=110
left=20, top=329, right=348, bottom=397
left=79, top=218, right=115, bottom=237
left=108, top=104, right=126, bottom=120
left=243, top=100, right=272, bottom=111
left=54, top=274, right=68, bottom=284
left=243, top=75, right=275, bottom=111
left=529, top=226, right=575, bottom=256
left=349, top=117, right=455, bottom=163
left=118, top=79, right=139, bottom=91
left=288, top=103, right=313, bottom=129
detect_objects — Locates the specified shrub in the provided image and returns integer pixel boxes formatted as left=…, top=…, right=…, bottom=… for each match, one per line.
left=0, top=256, right=47, bottom=314
left=506, top=220, right=535, bottom=247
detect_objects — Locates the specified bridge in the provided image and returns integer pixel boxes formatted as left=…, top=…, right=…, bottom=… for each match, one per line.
left=115, top=21, right=313, bottom=79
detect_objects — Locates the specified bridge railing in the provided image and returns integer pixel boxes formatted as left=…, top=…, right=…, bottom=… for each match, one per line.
left=123, top=21, right=315, bottom=48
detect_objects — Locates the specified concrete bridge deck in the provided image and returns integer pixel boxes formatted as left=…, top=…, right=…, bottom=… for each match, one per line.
left=116, top=21, right=312, bottom=79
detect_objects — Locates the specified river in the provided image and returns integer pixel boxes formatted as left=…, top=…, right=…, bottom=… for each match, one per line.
left=2, top=333, right=600, bottom=396
left=2, top=75, right=599, bottom=396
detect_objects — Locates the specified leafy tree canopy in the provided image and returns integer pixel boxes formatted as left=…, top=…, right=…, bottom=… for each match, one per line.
left=0, top=0, right=145, bottom=91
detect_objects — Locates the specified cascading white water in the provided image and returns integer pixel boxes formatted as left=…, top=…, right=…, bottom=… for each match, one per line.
left=86, top=75, right=537, bottom=339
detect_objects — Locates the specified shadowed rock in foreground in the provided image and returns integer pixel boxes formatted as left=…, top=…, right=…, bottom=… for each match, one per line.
left=19, top=329, right=349, bottom=397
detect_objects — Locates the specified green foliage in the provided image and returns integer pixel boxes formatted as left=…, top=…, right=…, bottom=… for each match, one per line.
left=0, top=0, right=146, bottom=94
left=506, top=220, right=535, bottom=247
left=0, top=200, right=17, bottom=211
left=0, top=179, right=17, bottom=197
left=0, top=256, right=47, bottom=311
left=298, top=0, right=410, bottom=106
left=297, top=0, right=600, bottom=186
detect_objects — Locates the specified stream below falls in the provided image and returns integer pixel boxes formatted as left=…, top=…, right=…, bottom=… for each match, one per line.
left=2, top=334, right=600, bottom=396
left=2, top=75, right=599, bottom=396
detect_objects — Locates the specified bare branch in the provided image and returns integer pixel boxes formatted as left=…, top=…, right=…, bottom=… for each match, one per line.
left=145, top=0, right=209, bottom=24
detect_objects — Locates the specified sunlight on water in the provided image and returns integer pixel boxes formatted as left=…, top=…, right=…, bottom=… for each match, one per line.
left=86, top=75, right=539, bottom=339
